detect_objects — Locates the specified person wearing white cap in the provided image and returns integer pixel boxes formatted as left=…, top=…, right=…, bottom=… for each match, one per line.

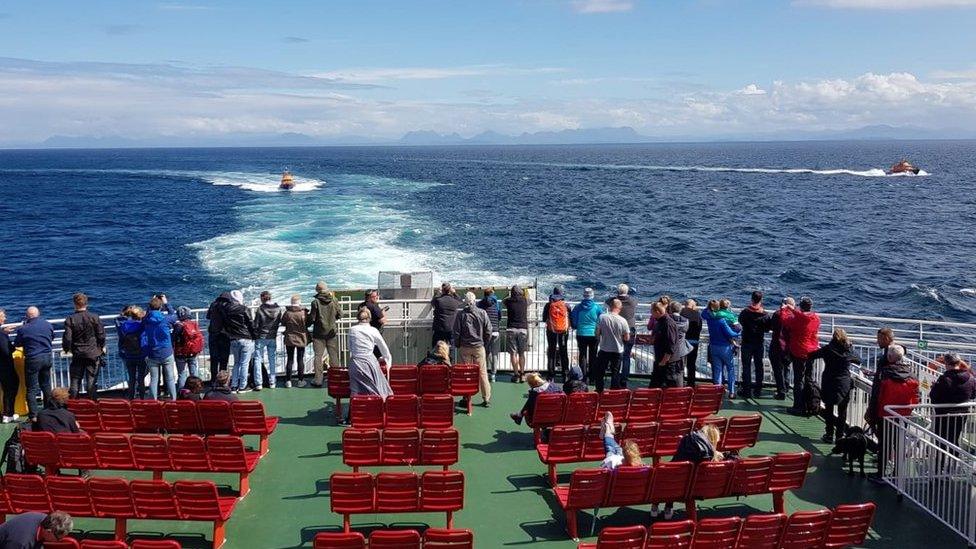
left=570, top=288, right=603, bottom=383
left=223, top=290, right=257, bottom=393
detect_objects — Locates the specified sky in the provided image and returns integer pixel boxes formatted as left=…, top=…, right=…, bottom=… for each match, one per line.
left=1, top=0, right=976, bottom=145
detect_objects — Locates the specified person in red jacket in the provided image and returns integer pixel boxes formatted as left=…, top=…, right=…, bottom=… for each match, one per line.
left=785, top=296, right=820, bottom=413
left=868, top=345, right=920, bottom=483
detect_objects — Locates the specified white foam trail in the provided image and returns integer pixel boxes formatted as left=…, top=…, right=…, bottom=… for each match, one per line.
left=203, top=171, right=323, bottom=192
left=961, top=288, right=976, bottom=297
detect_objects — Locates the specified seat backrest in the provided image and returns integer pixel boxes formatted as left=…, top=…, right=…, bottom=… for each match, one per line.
left=562, top=391, right=598, bottom=425
left=46, top=539, right=82, bottom=549
left=737, top=513, right=787, bottom=549
left=349, top=395, right=385, bottom=429
left=420, top=470, right=465, bottom=512
left=419, top=364, right=451, bottom=394
left=689, top=460, right=736, bottom=500
left=420, top=394, right=455, bottom=429
left=79, top=540, right=127, bottom=549
left=692, top=517, right=742, bottom=549
left=369, top=529, right=421, bottom=549
left=689, top=384, right=725, bottom=419
left=67, top=399, right=102, bottom=431
left=593, top=525, right=647, bottom=549
left=769, top=452, right=812, bottom=492
left=47, top=475, right=94, bottom=517
left=342, top=428, right=381, bottom=467
left=450, top=364, right=481, bottom=397
left=57, top=432, right=100, bottom=470
left=130, top=480, right=180, bottom=519
left=423, top=528, right=474, bottom=549
left=196, top=400, right=235, bottom=434
left=647, top=520, right=695, bottom=549
left=722, top=414, right=762, bottom=451
left=565, top=468, right=610, bottom=510
left=653, top=419, right=695, bottom=457
left=313, top=532, right=366, bottom=549
left=131, top=400, right=166, bottom=432
left=88, top=477, right=135, bottom=518
left=230, top=400, right=272, bottom=434
left=381, top=428, right=421, bottom=466
left=596, top=389, right=631, bottom=422
left=130, top=541, right=183, bottom=549
left=528, top=392, right=566, bottom=427
left=620, top=422, right=659, bottom=457
left=207, top=434, right=254, bottom=472
left=98, top=398, right=135, bottom=431
left=699, top=416, right=728, bottom=438
left=605, top=466, right=652, bottom=507
left=93, top=432, right=136, bottom=469
left=375, top=472, right=420, bottom=512
left=545, top=425, right=586, bottom=462
left=329, top=472, right=375, bottom=514
left=729, top=457, right=774, bottom=496
left=780, top=509, right=832, bottom=548
left=4, top=473, right=52, bottom=513
left=582, top=422, right=616, bottom=461
left=824, top=503, right=876, bottom=549
left=627, top=388, right=662, bottom=423
left=168, top=434, right=210, bottom=471
left=420, top=428, right=459, bottom=466
left=327, top=367, right=352, bottom=398
left=19, top=430, right=59, bottom=468
left=130, top=434, right=173, bottom=471
left=389, top=365, right=419, bottom=395
left=173, top=480, right=225, bottom=520
left=647, top=461, right=693, bottom=503
left=658, top=387, right=694, bottom=421
left=384, top=394, right=420, bottom=429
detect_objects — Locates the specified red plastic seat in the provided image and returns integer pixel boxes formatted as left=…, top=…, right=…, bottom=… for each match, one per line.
left=685, top=461, right=736, bottom=520
left=737, top=513, right=787, bottom=549
left=692, top=517, right=742, bottom=549
left=450, top=364, right=481, bottom=414
left=698, top=416, right=728, bottom=437
left=596, top=389, right=631, bottom=422
left=381, top=428, right=421, bottom=466
left=824, top=503, right=876, bottom=548
left=46, top=539, right=82, bottom=549
left=349, top=395, right=385, bottom=429
left=375, top=472, right=420, bottom=512
left=168, top=434, right=211, bottom=472
left=780, top=509, right=832, bottom=548
left=4, top=473, right=52, bottom=513
left=653, top=419, right=695, bottom=459
left=369, top=530, right=421, bottom=549
left=420, top=394, right=455, bottom=429
left=658, top=387, right=694, bottom=421
left=0, top=476, right=12, bottom=516
left=131, top=400, right=166, bottom=432
left=131, top=435, right=172, bottom=478
left=313, top=531, right=366, bottom=549
left=620, top=422, right=659, bottom=457
left=131, top=480, right=180, bottom=520
left=48, top=475, right=95, bottom=517
left=420, top=470, right=465, bottom=529
left=98, top=398, right=135, bottom=432
left=384, top=394, right=420, bottom=429
left=729, top=457, right=774, bottom=497
left=647, top=520, right=694, bottom=549
left=207, top=434, right=260, bottom=495
left=722, top=414, right=762, bottom=452
left=537, top=425, right=585, bottom=486
left=689, top=384, right=725, bottom=420
left=88, top=476, right=136, bottom=539
left=769, top=452, right=811, bottom=513
left=19, top=430, right=60, bottom=472
left=562, top=391, right=598, bottom=425
left=529, top=392, right=566, bottom=445
left=342, top=428, right=381, bottom=471
left=420, top=428, right=460, bottom=469
left=131, top=541, right=183, bottom=549
left=327, top=367, right=352, bottom=420
left=196, top=400, right=235, bottom=434
left=419, top=364, right=451, bottom=394
left=56, top=433, right=99, bottom=470
left=231, top=400, right=279, bottom=455
left=79, top=541, right=127, bottom=549
left=605, top=466, right=652, bottom=508
left=330, top=473, right=375, bottom=532
left=424, top=528, right=474, bottom=549
left=579, top=525, right=647, bottom=549
left=627, top=388, right=662, bottom=422
left=647, top=461, right=694, bottom=505
left=554, top=468, right=610, bottom=540
left=389, top=365, right=419, bottom=395
left=173, top=480, right=236, bottom=549
left=68, top=399, right=103, bottom=432
left=94, top=432, right=136, bottom=470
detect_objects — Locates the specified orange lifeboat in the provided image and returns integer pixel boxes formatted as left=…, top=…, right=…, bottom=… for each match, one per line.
left=888, top=160, right=920, bottom=175
left=279, top=170, right=295, bottom=190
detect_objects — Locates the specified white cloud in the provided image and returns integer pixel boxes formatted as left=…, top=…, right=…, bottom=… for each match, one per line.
left=737, top=84, right=767, bottom=95
left=571, top=0, right=635, bottom=14
left=313, top=65, right=565, bottom=83
left=796, top=0, right=976, bottom=8
left=931, top=67, right=976, bottom=80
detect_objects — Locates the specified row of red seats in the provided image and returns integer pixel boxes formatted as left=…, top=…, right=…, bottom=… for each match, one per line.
left=47, top=538, right=180, bottom=549
left=538, top=415, right=762, bottom=486
left=529, top=386, right=725, bottom=444
left=67, top=399, right=279, bottom=455
left=342, top=428, right=458, bottom=471
left=555, top=452, right=811, bottom=539
left=330, top=471, right=465, bottom=533
left=350, top=394, right=455, bottom=429
left=21, top=431, right=260, bottom=495
left=313, top=528, right=472, bottom=548
left=577, top=503, right=876, bottom=549
left=328, top=365, right=482, bottom=417
left=0, top=475, right=235, bottom=548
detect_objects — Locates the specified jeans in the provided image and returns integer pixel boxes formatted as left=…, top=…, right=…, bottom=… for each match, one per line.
left=147, top=355, right=177, bottom=401
left=175, top=356, right=199, bottom=390
left=620, top=327, right=636, bottom=388
left=486, top=333, right=500, bottom=376
left=825, top=396, right=850, bottom=439
left=594, top=350, right=622, bottom=392
left=603, top=435, right=622, bottom=457
left=230, top=339, right=255, bottom=390
left=208, top=332, right=231, bottom=383
left=576, top=335, right=598, bottom=382
left=69, top=356, right=100, bottom=400
left=740, top=341, right=765, bottom=394
left=710, top=345, right=736, bottom=396
left=254, top=338, right=277, bottom=388
left=24, top=354, right=52, bottom=419
left=285, top=345, right=306, bottom=381
left=125, top=358, right=148, bottom=400
left=685, top=340, right=700, bottom=386
left=545, top=331, right=569, bottom=381
left=769, top=344, right=788, bottom=395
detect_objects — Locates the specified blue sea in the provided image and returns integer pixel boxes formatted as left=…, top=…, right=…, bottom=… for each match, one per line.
left=1, top=141, right=974, bottom=321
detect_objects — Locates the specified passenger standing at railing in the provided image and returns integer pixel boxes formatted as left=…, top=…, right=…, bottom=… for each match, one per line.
left=307, top=282, right=342, bottom=388
left=542, top=286, right=571, bottom=382
left=477, top=287, right=502, bottom=383
left=141, top=296, right=179, bottom=400
left=173, top=306, right=204, bottom=391
left=570, top=288, right=602, bottom=384
left=62, top=292, right=107, bottom=400
left=281, top=294, right=309, bottom=388
left=738, top=291, right=771, bottom=399
left=115, top=306, right=147, bottom=399
left=431, top=282, right=463, bottom=349
left=650, top=302, right=682, bottom=388
left=206, top=291, right=234, bottom=384
left=929, top=353, right=976, bottom=451
left=223, top=290, right=256, bottom=393
left=768, top=297, right=795, bottom=401
left=13, top=306, right=54, bottom=420
left=808, top=328, right=860, bottom=443
left=453, top=292, right=492, bottom=408
left=680, top=300, right=703, bottom=387
left=615, top=284, right=638, bottom=389
left=785, top=297, right=821, bottom=413
left=251, top=291, right=283, bottom=390
left=0, top=309, right=20, bottom=423
left=702, top=300, right=741, bottom=398
left=594, top=298, right=630, bottom=392
left=503, top=285, right=530, bottom=383
left=866, top=346, right=919, bottom=483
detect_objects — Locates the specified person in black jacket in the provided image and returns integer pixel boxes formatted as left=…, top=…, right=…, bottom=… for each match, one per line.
left=223, top=290, right=256, bottom=393
left=34, top=387, right=81, bottom=433
left=206, top=292, right=234, bottom=383
left=738, top=291, right=771, bottom=399
left=650, top=303, right=682, bottom=388
left=0, top=308, right=19, bottom=423
left=680, top=300, right=703, bottom=386
left=808, top=328, right=861, bottom=443
left=431, top=283, right=463, bottom=348
left=929, top=353, right=976, bottom=450
left=62, top=293, right=107, bottom=400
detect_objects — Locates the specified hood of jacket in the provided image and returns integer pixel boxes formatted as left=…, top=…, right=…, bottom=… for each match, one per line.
left=143, top=310, right=167, bottom=326
left=884, top=361, right=914, bottom=381
left=940, top=368, right=974, bottom=388
left=577, top=298, right=599, bottom=311
left=285, top=305, right=304, bottom=312
left=549, top=293, right=565, bottom=302
left=315, top=292, right=334, bottom=305
left=745, top=303, right=765, bottom=314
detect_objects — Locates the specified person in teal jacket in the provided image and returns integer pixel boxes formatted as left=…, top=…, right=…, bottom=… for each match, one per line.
left=570, top=288, right=604, bottom=382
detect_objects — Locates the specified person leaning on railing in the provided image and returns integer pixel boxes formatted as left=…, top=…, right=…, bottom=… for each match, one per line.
left=866, top=346, right=920, bottom=483
left=929, top=353, right=976, bottom=450
left=115, top=305, right=148, bottom=400
left=807, top=328, right=861, bottom=444
left=13, top=306, right=54, bottom=421
left=62, top=292, right=107, bottom=401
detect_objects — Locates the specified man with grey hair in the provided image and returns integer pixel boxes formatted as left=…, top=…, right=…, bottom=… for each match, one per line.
left=14, top=306, right=54, bottom=420
left=616, top=284, right=638, bottom=388
left=0, top=510, right=73, bottom=545
left=307, top=281, right=341, bottom=387
left=453, top=291, right=492, bottom=407
left=594, top=298, right=631, bottom=392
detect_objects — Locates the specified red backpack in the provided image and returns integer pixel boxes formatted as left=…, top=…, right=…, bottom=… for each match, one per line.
left=175, top=320, right=205, bottom=356
left=547, top=301, right=569, bottom=333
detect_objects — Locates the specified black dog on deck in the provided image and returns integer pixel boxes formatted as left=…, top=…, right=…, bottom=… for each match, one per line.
left=831, top=426, right=868, bottom=477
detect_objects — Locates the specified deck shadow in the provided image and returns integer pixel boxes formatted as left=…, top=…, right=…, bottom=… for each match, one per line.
left=282, top=478, right=330, bottom=501
left=462, top=429, right=534, bottom=453
left=292, top=522, right=431, bottom=548
left=507, top=519, right=574, bottom=545
left=494, top=473, right=549, bottom=494
left=276, top=407, right=333, bottom=427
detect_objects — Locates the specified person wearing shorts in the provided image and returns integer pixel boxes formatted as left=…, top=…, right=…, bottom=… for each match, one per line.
left=504, top=285, right=530, bottom=383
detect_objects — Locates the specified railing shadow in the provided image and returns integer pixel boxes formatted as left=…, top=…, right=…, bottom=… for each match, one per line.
left=282, top=478, right=331, bottom=501
left=462, top=429, right=534, bottom=453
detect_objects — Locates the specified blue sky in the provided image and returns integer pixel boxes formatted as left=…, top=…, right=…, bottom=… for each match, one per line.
left=1, top=0, right=975, bottom=144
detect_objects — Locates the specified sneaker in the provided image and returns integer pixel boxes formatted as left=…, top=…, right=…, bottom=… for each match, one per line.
left=238, top=387, right=253, bottom=394
left=774, top=392, right=786, bottom=401
left=1, top=416, right=11, bottom=424
left=821, top=433, right=834, bottom=444
left=728, top=393, right=736, bottom=400
left=297, top=380, right=308, bottom=388
left=253, top=386, right=262, bottom=392
left=310, top=381, right=323, bottom=388
left=663, top=508, right=674, bottom=520
left=481, top=401, right=491, bottom=408
left=490, top=374, right=496, bottom=383
left=510, top=413, right=523, bottom=426
left=650, top=503, right=660, bottom=517
left=284, top=381, right=292, bottom=388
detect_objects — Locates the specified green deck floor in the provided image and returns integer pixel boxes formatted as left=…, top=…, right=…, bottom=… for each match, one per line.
left=5, top=383, right=964, bottom=548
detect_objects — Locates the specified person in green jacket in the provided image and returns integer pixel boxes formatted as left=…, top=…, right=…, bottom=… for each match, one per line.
left=306, top=281, right=342, bottom=387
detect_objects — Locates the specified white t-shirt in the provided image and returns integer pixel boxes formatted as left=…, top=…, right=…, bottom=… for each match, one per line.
left=597, top=312, right=629, bottom=353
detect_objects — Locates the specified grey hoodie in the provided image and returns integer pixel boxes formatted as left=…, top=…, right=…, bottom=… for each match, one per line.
left=452, top=304, right=491, bottom=348
left=670, top=313, right=693, bottom=360
left=253, top=302, right=284, bottom=340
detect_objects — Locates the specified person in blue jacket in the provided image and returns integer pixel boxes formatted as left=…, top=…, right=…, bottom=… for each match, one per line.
left=141, top=295, right=179, bottom=400
left=570, top=287, right=603, bottom=382
left=702, top=299, right=742, bottom=398
left=13, top=306, right=54, bottom=420
left=115, top=305, right=147, bottom=399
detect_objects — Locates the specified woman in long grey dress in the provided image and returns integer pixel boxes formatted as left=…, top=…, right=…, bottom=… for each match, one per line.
left=347, top=307, right=393, bottom=399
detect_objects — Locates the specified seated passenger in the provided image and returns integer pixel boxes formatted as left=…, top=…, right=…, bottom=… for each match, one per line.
left=563, top=364, right=589, bottom=395
left=179, top=376, right=205, bottom=400
left=655, top=424, right=724, bottom=519
left=599, top=411, right=643, bottom=469
left=418, top=341, right=452, bottom=367
left=204, top=370, right=239, bottom=402
left=34, top=387, right=80, bottom=433
left=510, top=372, right=560, bottom=425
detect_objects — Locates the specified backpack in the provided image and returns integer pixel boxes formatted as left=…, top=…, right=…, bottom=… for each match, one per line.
left=800, top=379, right=823, bottom=417
left=120, top=330, right=142, bottom=357
left=547, top=301, right=569, bottom=333
left=1, top=427, right=33, bottom=475
left=674, top=431, right=715, bottom=463
left=175, top=320, right=204, bottom=356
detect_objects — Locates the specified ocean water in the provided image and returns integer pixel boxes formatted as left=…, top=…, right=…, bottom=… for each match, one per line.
left=1, top=141, right=974, bottom=321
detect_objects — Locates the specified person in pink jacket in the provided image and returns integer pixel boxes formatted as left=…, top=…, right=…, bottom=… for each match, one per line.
left=785, top=296, right=820, bottom=412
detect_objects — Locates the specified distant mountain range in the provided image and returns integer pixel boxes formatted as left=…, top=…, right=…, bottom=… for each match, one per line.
left=12, top=124, right=976, bottom=149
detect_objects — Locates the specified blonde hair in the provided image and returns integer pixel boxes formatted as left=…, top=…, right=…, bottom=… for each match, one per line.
left=525, top=372, right=545, bottom=388
left=433, top=341, right=451, bottom=364
left=832, top=328, right=851, bottom=348
left=701, top=424, right=724, bottom=461
left=622, top=439, right=643, bottom=466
